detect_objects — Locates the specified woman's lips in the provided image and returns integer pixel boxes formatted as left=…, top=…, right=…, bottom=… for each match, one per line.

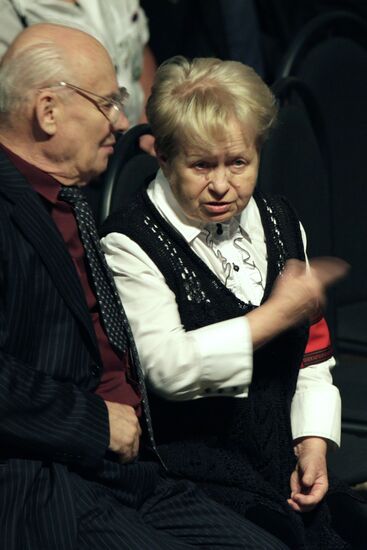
left=204, top=202, right=231, bottom=214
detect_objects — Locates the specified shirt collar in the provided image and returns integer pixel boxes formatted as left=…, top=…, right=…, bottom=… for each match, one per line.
left=147, top=169, right=203, bottom=243
left=147, top=168, right=261, bottom=244
left=0, top=143, right=61, bottom=203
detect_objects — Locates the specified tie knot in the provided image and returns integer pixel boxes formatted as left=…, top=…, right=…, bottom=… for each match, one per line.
left=58, top=185, right=87, bottom=206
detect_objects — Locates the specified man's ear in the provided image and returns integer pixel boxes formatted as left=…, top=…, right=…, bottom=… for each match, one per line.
left=35, top=90, right=58, bottom=136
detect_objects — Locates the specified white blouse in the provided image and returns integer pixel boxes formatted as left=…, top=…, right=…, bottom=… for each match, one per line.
left=101, top=169, right=341, bottom=446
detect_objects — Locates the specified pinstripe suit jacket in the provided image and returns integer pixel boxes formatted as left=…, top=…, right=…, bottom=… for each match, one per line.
left=0, top=148, right=119, bottom=549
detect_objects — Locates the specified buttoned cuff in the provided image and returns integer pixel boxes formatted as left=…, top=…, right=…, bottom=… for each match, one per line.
left=291, top=385, right=341, bottom=447
left=190, top=316, right=253, bottom=397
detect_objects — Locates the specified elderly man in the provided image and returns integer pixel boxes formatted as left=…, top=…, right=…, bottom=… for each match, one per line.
left=0, top=0, right=157, bottom=156
left=0, top=23, right=290, bottom=550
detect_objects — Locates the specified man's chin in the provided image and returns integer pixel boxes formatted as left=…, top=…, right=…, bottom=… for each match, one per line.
left=92, top=158, right=109, bottom=179
left=81, top=168, right=105, bottom=186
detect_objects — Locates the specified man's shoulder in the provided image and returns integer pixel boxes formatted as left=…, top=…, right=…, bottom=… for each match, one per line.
left=0, top=147, right=33, bottom=204
left=0, top=177, right=15, bottom=211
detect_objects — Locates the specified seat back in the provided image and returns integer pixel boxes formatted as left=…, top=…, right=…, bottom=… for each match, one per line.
left=276, top=13, right=367, bottom=473
left=277, top=11, right=367, bottom=353
left=258, top=76, right=331, bottom=259
left=257, top=75, right=338, bottom=337
left=99, top=124, right=159, bottom=225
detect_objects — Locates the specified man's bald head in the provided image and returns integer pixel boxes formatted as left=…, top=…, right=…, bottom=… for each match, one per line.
left=0, top=23, right=127, bottom=186
left=2, top=22, right=112, bottom=69
left=0, top=23, right=115, bottom=121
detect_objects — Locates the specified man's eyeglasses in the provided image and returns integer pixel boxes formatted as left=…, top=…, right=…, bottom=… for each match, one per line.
left=56, top=81, right=129, bottom=127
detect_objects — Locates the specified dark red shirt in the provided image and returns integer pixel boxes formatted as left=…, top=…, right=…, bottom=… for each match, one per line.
left=1, top=144, right=141, bottom=414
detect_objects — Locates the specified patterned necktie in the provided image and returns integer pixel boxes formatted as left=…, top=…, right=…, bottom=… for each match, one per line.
left=58, top=185, right=128, bottom=353
left=58, top=185, right=160, bottom=459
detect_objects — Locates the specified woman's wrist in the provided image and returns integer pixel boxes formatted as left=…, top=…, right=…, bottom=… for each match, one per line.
left=293, top=436, right=328, bottom=458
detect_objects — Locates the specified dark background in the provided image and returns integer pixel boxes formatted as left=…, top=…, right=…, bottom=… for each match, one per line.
left=141, top=0, right=367, bottom=82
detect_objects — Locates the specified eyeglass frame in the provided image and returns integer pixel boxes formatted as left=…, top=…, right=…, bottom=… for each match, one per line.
left=46, top=81, right=129, bottom=127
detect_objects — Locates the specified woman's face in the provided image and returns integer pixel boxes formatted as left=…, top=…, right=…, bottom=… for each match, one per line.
left=162, top=119, right=260, bottom=224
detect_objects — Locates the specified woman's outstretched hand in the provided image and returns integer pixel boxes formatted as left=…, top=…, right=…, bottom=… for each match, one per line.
left=247, top=257, right=349, bottom=349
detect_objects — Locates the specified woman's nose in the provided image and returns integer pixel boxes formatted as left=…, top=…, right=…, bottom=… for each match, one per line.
left=208, top=167, right=229, bottom=196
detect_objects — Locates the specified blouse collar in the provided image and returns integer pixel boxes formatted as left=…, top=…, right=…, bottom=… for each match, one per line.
left=147, top=168, right=261, bottom=244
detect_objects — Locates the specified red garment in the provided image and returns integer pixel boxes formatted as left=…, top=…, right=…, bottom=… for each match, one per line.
left=302, top=316, right=333, bottom=368
left=1, top=144, right=141, bottom=413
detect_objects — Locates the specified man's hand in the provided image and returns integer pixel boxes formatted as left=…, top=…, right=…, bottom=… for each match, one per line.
left=105, top=401, right=142, bottom=463
left=287, top=437, right=329, bottom=513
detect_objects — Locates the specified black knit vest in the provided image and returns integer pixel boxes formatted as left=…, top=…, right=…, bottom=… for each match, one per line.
left=102, top=189, right=309, bottom=500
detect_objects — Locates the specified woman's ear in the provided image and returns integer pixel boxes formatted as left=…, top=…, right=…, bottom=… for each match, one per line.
left=155, top=147, right=172, bottom=178
left=155, top=147, right=167, bottom=166
left=35, top=90, right=58, bottom=136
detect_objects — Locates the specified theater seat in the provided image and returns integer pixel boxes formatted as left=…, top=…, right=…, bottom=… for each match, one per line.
left=99, top=124, right=158, bottom=226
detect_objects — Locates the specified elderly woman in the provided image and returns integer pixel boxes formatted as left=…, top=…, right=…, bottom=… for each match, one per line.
left=101, top=56, right=349, bottom=547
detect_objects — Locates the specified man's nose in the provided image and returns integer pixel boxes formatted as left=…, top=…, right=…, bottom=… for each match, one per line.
left=113, top=110, right=130, bottom=133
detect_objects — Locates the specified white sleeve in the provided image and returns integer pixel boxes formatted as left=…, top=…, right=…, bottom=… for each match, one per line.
left=291, top=359, right=341, bottom=447
left=101, top=232, right=253, bottom=401
left=290, top=222, right=341, bottom=447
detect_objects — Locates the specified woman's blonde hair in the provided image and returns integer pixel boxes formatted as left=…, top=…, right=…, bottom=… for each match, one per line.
left=146, top=56, right=278, bottom=161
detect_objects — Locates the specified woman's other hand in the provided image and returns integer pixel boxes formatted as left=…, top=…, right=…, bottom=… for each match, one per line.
left=287, top=436, right=328, bottom=513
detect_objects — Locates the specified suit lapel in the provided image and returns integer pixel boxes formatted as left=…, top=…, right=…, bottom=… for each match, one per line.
left=0, top=150, right=99, bottom=354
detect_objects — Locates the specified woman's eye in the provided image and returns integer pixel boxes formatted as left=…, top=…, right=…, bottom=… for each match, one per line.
left=193, top=162, right=210, bottom=170
left=232, top=158, right=247, bottom=167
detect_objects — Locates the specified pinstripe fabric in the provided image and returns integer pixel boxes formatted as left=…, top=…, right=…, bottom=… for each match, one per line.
left=69, top=461, right=288, bottom=550
left=0, top=150, right=288, bottom=549
left=0, top=150, right=110, bottom=548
